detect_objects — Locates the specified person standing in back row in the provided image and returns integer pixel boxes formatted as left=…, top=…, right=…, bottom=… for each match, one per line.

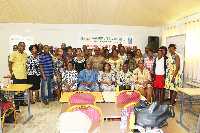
left=39, top=45, right=54, bottom=105
left=9, top=42, right=28, bottom=110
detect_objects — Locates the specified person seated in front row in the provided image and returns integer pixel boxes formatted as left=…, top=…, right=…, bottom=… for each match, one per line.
left=132, top=60, right=153, bottom=102
left=77, top=61, right=99, bottom=92
left=117, top=62, right=133, bottom=91
left=62, top=61, right=78, bottom=92
left=98, top=63, right=115, bottom=92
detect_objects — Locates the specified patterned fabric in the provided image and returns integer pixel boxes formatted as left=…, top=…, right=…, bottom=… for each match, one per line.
left=98, top=71, right=116, bottom=92
left=0, top=101, right=13, bottom=112
left=26, top=54, right=41, bottom=76
left=62, top=69, right=78, bottom=90
left=134, top=57, right=144, bottom=65
left=116, top=70, right=133, bottom=86
left=53, top=58, right=66, bottom=88
left=165, top=54, right=182, bottom=91
left=107, top=58, right=124, bottom=74
left=132, top=68, right=152, bottom=90
left=88, top=56, right=105, bottom=71
left=9, top=51, right=27, bottom=79
left=129, top=58, right=138, bottom=72
left=144, top=57, right=155, bottom=86
left=71, top=107, right=101, bottom=122
left=118, top=53, right=127, bottom=61
left=69, top=93, right=95, bottom=104
left=73, top=57, right=86, bottom=73
left=39, top=53, right=53, bottom=77
left=116, top=91, right=141, bottom=103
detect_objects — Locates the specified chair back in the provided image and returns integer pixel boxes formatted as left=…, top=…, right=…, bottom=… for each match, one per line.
left=123, top=102, right=137, bottom=121
left=68, top=91, right=96, bottom=104
left=67, top=104, right=103, bottom=122
left=115, top=90, right=141, bottom=103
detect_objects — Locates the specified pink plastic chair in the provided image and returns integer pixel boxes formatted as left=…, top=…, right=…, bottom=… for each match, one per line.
left=116, top=90, right=141, bottom=103
left=67, top=105, right=103, bottom=122
left=68, top=91, right=96, bottom=104
left=123, top=102, right=137, bottom=121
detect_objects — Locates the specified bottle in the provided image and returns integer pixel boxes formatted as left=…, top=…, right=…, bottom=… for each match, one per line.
left=131, top=81, right=135, bottom=90
left=120, top=108, right=128, bottom=132
left=129, top=109, right=135, bottom=132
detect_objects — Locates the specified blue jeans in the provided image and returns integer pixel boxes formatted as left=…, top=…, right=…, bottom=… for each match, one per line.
left=41, top=76, right=53, bottom=102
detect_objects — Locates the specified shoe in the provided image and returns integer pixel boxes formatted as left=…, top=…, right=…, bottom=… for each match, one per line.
left=43, top=101, right=49, bottom=105
left=31, top=102, right=35, bottom=104
left=15, top=106, right=19, bottom=110
left=20, top=102, right=28, bottom=106
left=165, top=98, right=170, bottom=101
left=36, top=99, right=41, bottom=102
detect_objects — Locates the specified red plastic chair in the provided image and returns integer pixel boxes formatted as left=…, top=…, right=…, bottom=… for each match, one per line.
left=68, top=91, right=96, bottom=104
left=115, top=90, right=141, bottom=103
left=66, top=104, right=103, bottom=122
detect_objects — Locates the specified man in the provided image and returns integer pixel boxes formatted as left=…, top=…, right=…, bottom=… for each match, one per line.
left=9, top=42, right=28, bottom=110
left=72, top=48, right=77, bottom=57
left=49, top=46, right=54, bottom=55
left=77, top=61, right=99, bottom=92
left=132, top=46, right=137, bottom=57
left=61, top=43, right=67, bottom=58
left=8, top=45, right=18, bottom=63
left=82, top=45, right=87, bottom=56
left=39, top=45, right=54, bottom=105
left=142, top=45, right=157, bottom=58
left=84, top=49, right=90, bottom=60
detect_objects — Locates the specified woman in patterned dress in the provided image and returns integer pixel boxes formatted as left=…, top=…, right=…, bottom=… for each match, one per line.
left=62, top=61, right=78, bottom=92
left=73, top=48, right=86, bottom=73
left=98, top=63, right=115, bottom=92
left=26, top=44, right=41, bottom=103
left=53, top=48, right=66, bottom=100
left=133, top=60, right=153, bottom=102
left=165, top=44, right=181, bottom=106
left=107, top=49, right=124, bottom=76
left=134, top=49, right=144, bottom=65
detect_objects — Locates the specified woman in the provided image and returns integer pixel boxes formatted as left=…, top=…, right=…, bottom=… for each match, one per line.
left=133, top=60, right=153, bottom=102
left=77, top=61, right=99, bottom=92
left=73, top=48, right=86, bottom=73
left=26, top=44, right=41, bottom=103
left=53, top=48, right=66, bottom=100
left=88, top=47, right=105, bottom=71
left=107, top=49, right=124, bottom=75
left=62, top=61, right=78, bottom=92
left=126, top=51, right=138, bottom=72
left=134, top=49, right=144, bottom=65
left=104, top=49, right=109, bottom=62
left=153, top=49, right=167, bottom=104
left=117, top=62, right=133, bottom=91
left=118, top=46, right=127, bottom=61
left=65, top=47, right=73, bottom=63
left=98, top=63, right=115, bottom=92
left=165, top=44, right=181, bottom=106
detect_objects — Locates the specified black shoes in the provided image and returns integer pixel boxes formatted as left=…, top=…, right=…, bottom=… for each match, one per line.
left=43, top=101, right=49, bottom=105
left=20, top=102, right=28, bottom=106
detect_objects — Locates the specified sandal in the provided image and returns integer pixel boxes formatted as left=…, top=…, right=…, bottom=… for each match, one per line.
left=36, top=99, right=41, bottom=102
left=31, top=102, right=35, bottom=104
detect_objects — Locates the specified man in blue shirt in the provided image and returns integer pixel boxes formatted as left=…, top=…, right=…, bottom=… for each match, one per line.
left=61, top=43, right=67, bottom=58
left=39, top=45, right=53, bottom=105
left=77, top=61, right=99, bottom=92
left=142, top=45, right=157, bottom=58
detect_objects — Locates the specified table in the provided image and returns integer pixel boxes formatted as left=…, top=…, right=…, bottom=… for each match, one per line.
left=60, top=103, right=127, bottom=121
left=59, top=92, right=104, bottom=107
left=176, top=87, right=200, bottom=132
left=89, top=119, right=187, bottom=133
left=0, top=84, right=33, bottom=125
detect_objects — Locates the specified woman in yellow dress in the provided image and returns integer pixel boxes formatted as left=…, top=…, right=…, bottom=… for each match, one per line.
left=165, top=44, right=181, bottom=106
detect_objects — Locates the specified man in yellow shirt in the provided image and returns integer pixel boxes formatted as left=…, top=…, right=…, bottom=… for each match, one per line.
left=9, top=42, right=28, bottom=110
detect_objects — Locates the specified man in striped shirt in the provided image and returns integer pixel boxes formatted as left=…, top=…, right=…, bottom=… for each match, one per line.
left=39, top=45, right=53, bottom=105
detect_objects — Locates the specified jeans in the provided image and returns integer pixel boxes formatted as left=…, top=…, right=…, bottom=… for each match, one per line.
left=41, top=76, right=53, bottom=102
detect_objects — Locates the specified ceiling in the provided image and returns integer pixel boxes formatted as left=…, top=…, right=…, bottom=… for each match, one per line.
left=1, top=0, right=200, bottom=27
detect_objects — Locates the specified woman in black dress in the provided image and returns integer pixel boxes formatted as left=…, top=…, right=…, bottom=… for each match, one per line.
left=26, top=44, right=41, bottom=103
left=73, top=48, right=86, bottom=73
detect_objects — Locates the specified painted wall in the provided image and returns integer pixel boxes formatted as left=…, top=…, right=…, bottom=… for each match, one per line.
left=0, top=23, right=159, bottom=82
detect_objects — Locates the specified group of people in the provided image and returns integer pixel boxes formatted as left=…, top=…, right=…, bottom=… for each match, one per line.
left=8, top=42, right=182, bottom=108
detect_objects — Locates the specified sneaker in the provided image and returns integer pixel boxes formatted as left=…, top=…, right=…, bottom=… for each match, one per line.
left=43, top=101, right=49, bottom=105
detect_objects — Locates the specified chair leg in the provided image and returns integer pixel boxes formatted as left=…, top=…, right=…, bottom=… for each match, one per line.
left=14, top=110, right=17, bottom=124
left=2, top=115, right=5, bottom=129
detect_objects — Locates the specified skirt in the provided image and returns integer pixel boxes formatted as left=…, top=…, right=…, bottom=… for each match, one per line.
left=153, top=75, right=165, bottom=89
left=27, top=75, right=41, bottom=90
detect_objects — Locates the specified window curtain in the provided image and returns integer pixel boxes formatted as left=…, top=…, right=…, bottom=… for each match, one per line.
left=184, top=20, right=200, bottom=80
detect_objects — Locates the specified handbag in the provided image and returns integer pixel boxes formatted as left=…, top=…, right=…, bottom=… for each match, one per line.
left=134, top=101, right=175, bottom=127
left=134, top=100, right=150, bottom=112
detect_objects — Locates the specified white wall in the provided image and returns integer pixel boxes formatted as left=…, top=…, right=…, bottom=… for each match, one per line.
left=0, top=23, right=159, bottom=82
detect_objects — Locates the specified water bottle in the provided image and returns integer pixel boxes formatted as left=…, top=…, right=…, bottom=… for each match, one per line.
left=120, top=108, right=128, bottom=132
left=131, top=81, right=135, bottom=90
